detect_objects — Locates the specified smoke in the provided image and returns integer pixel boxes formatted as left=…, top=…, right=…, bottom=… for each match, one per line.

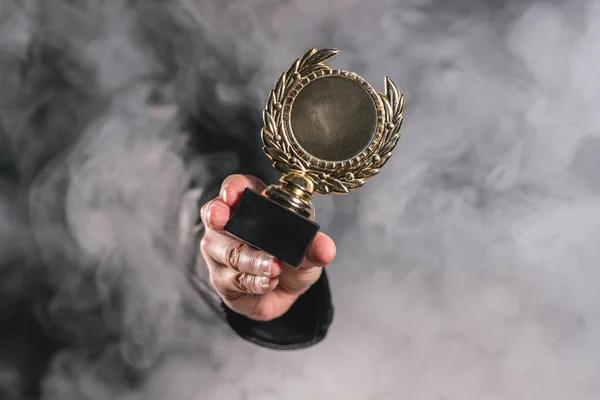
left=1, top=0, right=599, bottom=399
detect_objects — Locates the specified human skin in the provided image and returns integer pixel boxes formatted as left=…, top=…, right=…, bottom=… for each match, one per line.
left=199, top=174, right=337, bottom=321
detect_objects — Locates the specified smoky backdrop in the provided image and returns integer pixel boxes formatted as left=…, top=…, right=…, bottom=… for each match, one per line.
left=1, top=0, right=599, bottom=399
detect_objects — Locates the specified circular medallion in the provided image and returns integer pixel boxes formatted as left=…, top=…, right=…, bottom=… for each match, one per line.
left=290, top=75, right=377, bottom=162
left=281, top=70, right=385, bottom=170
left=261, top=48, right=403, bottom=195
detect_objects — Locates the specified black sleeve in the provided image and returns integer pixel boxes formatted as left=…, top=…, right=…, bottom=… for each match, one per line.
left=222, top=270, right=334, bottom=350
left=179, top=188, right=334, bottom=350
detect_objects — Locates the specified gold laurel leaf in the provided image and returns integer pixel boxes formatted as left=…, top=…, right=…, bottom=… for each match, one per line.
left=344, top=179, right=366, bottom=189
left=316, top=181, right=330, bottom=194
left=378, top=152, right=393, bottom=167
left=396, top=94, right=405, bottom=116
left=275, top=72, right=286, bottom=99
left=380, top=95, right=393, bottom=121
left=261, top=126, right=274, bottom=139
left=267, top=89, right=276, bottom=109
left=380, top=135, right=401, bottom=155
left=263, top=135, right=278, bottom=151
left=277, top=121, right=288, bottom=153
left=302, top=48, right=340, bottom=70
left=385, top=76, right=399, bottom=110
left=325, top=176, right=349, bottom=193
left=356, top=168, right=380, bottom=178
left=286, top=59, right=300, bottom=78
left=301, top=64, right=329, bottom=76
left=263, top=110, right=277, bottom=136
left=298, top=48, right=318, bottom=69
left=267, top=147, right=289, bottom=163
left=394, top=112, right=404, bottom=127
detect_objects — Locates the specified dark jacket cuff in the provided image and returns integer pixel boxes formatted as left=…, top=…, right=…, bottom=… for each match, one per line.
left=222, top=271, right=334, bottom=350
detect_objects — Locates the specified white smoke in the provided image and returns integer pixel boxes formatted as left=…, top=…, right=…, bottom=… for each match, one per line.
left=1, top=0, right=599, bottom=399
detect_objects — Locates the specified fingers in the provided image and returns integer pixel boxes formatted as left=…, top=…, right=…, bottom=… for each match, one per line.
left=211, top=267, right=280, bottom=297
left=276, top=233, right=335, bottom=295
left=199, top=174, right=281, bottom=298
left=200, top=174, right=267, bottom=230
left=201, top=235, right=280, bottom=296
left=219, top=174, right=267, bottom=207
left=200, top=198, right=230, bottom=231
left=202, top=233, right=282, bottom=278
left=200, top=175, right=266, bottom=231
left=299, top=232, right=337, bottom=269
left=198, top=173, right=338, bottom=309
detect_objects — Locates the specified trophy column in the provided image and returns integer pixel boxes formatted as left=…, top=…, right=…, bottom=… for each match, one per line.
left=224, top=173, right=319, bottom=268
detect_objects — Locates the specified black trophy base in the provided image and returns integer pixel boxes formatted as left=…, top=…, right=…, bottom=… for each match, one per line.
left=224, top=188, right=320, bottom=268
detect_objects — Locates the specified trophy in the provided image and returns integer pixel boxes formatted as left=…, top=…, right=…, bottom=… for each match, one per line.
left=224, top=48, right=405, bottom=267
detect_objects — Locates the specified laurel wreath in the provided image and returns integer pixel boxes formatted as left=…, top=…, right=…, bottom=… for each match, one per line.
left=261, top=48, right=404, bottom=195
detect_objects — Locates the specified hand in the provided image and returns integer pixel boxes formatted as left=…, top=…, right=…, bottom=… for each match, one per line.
left=199, top=174, right=336, bottom=321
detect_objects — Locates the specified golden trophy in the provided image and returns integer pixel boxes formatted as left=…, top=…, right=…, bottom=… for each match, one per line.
left=224, top=48, right=405, bottom=267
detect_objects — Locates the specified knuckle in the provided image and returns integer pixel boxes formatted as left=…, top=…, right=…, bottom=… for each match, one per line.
left=199, top=235, right=211, bottom=257
left=208, top=273, right=220, bottom=290
left=233, top=272, right=249, bottom=292
left=246, top=252, right=262, bottom=273
left=224, top=241, right=246, bottom=270
left=233, top=272, right=267, bottom=294
left=248, top=275, right=265, bottom=293
left=199, top=235, right=209, bottom=251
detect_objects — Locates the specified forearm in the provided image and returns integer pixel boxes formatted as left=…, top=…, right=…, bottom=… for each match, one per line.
left=178, top=187, right=334, bottom=349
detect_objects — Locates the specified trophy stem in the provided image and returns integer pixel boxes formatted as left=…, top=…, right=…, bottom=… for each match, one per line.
left=262, top=172, right=316, bottom=221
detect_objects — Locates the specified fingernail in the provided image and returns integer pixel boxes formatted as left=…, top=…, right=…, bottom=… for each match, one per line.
left=219, top=186, right=227, bottom=204
left=259, top=276, right=269, bottom=288
left=258, top=255, right=274, bottom=276
left=205, top=200, right=219, bottom=227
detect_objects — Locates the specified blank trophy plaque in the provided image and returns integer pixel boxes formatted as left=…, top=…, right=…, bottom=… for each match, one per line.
left=224, top=48, right=405, bottom=267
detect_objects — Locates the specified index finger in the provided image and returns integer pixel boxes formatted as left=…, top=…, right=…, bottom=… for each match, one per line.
left=220, top=174, right=267, bottom=207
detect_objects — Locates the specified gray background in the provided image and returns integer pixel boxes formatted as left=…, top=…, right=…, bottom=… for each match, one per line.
left=1, top=0, right=599, bottom=399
